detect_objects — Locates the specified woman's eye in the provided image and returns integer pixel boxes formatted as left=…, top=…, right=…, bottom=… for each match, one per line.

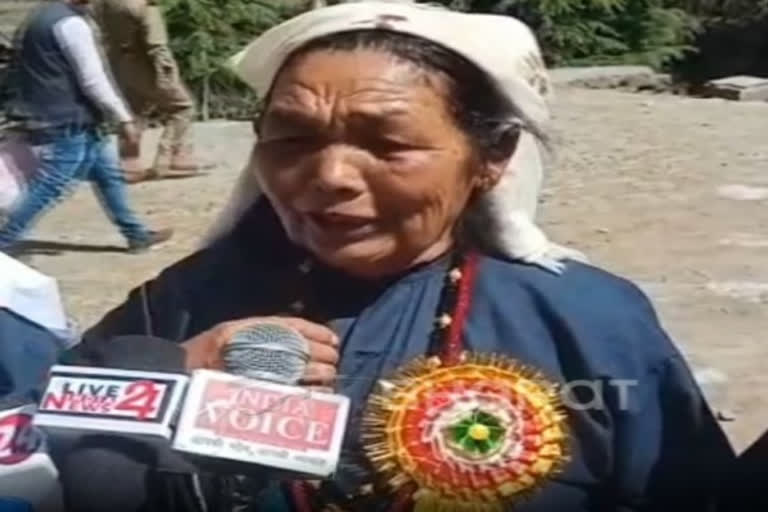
left=370, top=138, right=413, bottom=155
left=269, top=135, right=322, bottom=148
left=277, top=137, right=304, bottom=145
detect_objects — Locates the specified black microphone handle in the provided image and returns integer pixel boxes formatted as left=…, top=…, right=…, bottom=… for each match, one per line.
left=51, top=429, right=276, bottom=512
left=57, top=433, right=219, bottom=512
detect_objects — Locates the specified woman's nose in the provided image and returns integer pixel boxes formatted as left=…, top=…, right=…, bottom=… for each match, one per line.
left=309, top=145, right=365, bottom=197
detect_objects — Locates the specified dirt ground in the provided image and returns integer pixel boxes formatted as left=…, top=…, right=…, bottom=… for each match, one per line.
left=10, top=87, right=768, bottom=453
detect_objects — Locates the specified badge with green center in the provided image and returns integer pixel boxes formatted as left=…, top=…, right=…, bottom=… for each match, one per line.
left=447, top=410, right=506, bottom=459
left=362, top=353, right=570, bottom=512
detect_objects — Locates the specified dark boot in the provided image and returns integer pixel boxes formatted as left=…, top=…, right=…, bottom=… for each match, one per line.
left=152, top=141, right=215, bottom=176
left=127, top=228, right=174, bottom=253
left=170, top=144, right=216, bottom=172
left=123, top=161, right=156, bottom=184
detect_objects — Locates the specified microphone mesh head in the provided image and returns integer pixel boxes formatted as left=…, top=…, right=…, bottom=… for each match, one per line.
left=221, top=323, right=310, bottom=384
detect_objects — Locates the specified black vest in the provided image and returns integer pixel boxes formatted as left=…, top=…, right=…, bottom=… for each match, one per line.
left=4, top=3, right=101, bottom=127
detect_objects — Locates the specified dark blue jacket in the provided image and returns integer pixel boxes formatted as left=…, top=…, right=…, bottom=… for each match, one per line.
left=71, top=199, right=737, bottom=511
left=0, top=308, right=61, bottom=402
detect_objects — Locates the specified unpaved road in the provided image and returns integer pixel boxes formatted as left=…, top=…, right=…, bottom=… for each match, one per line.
left=11, top=87, right=768, bottom=453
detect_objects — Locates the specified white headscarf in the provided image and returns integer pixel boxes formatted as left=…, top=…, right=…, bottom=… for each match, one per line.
left=203, top=0, right=585, bottom=273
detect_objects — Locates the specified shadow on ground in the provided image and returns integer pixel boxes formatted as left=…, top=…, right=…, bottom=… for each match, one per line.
left=126, top=171, right=207, bottom=184
left=9, top=240, right=125, bottom=256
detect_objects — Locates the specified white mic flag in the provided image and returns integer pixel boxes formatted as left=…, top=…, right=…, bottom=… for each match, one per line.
left=172, top=369, right=350, bottom=478
left=34, top=365, right=189, bottom=438
left=0, top=403, right=62, bottom=512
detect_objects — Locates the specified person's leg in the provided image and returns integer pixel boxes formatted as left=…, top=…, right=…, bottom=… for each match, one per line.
left=0, top=130, right=89, bottom=249
left=152, top=80, right=214, bottom=174
left=84, top=130, right=172, bottom=250
left=112, top=53, right=156, bottom=184
left=153, top=81, right=194, bottom=173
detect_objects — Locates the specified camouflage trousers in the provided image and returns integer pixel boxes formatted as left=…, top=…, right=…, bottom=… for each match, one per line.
left=110, top=51, right=196, bottom=166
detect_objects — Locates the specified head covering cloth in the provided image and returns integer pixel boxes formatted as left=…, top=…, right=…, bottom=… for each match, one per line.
left=203, top=0, right=585, bottom=273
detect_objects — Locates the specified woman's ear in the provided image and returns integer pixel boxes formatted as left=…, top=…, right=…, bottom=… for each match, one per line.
left=476, top=125, right=521, bottom=192
left=488, top=125, right=521, bottom=164
left=475, top=169, right=502, bottom=193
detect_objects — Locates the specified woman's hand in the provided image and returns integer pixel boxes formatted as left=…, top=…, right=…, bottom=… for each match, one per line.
left=181, top=317, right=339, bottom=388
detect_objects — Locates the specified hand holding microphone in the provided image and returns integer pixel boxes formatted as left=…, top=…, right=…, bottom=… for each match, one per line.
left=173, top=320, right=351, bottom=479
left=33, top=319, right=349, bottom=498
left=181, top=316, right=340, bottom=389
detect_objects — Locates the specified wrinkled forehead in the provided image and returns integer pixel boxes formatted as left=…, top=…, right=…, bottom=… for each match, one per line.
left=233, top=1, right=552, bottom=135
left=259, top=48, right=459, bottom=137
left=265, top=38, right=450, bottom=103
left=230, top=4, right=546, bottom=92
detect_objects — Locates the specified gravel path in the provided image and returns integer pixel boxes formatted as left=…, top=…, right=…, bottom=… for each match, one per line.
left=12, top=87, right=768, bottom=452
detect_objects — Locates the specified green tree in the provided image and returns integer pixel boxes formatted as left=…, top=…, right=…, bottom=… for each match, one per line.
left=679, top=0, right=768, bottom=20
left=160, top=0, right=707, bottom=119
left=160, top=0, right=299, bottom=119
left=442, top=0, right=699, bottom=68
left=672, top=0, right=768, bottom=83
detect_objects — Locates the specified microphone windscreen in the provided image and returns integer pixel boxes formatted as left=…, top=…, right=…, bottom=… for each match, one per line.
left=72, top=335, right=187, bottom=373
left=59, top=437, right=150, bottom=512
left=221, top=323, right=309, bottom=384
left=57, top=434, right=275, bottom=511
left=58, top=435, right=206, bottom=512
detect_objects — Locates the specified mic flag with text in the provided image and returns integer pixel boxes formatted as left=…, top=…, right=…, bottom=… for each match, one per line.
left=172, top=369, right=350, bottom=478
left=0, top=401, right=62, bottom=512
left=34, top=365, right=189, bottom=438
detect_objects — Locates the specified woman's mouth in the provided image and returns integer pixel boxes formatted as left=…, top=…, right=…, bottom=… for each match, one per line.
left=305, top=212, right=377, bottom=241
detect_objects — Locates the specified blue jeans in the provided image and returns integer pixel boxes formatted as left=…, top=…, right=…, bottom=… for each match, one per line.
left=0, top=126, right=150, bottom=249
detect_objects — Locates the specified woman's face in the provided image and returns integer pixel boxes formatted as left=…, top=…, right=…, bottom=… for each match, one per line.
left=255, top=48, right=491, bottom=277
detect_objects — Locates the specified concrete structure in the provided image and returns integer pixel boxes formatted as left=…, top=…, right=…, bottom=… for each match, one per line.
left=549, top=65, right=657, bottom=88
left=704, top=75, right=768, bottom=102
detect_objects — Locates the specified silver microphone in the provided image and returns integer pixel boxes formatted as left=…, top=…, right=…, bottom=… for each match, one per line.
left=221, top=323, right=311, bottom=384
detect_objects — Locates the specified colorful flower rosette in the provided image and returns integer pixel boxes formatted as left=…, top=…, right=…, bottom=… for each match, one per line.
left=362, top=353, right=569, bottom=512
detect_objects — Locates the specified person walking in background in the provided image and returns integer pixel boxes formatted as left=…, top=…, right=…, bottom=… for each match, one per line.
left=91, top=0, right=214, bottom=183
left=0, top=0, right=173, bottom=253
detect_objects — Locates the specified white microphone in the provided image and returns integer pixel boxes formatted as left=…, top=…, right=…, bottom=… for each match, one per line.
left=172, top=323, right=350, bottom=478
left=0, top=400, right=62, bottom=512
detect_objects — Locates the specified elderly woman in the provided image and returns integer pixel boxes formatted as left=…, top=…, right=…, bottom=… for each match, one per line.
left=67, top=2, right=734, bottom=511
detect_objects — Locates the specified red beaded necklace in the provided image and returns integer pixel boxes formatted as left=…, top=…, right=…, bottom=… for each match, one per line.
left=291, top=251, right=481, bottom=512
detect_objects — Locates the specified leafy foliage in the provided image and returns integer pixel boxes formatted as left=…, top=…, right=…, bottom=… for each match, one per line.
left=679, top=0, right=768, bottom=21
left=159, top=0, right=302, bottom=119
left=158, top=0, right=767, bottom=118
left=441, top=0, right=699, bottom=68
left=672, top=0, right=768, bottom=83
